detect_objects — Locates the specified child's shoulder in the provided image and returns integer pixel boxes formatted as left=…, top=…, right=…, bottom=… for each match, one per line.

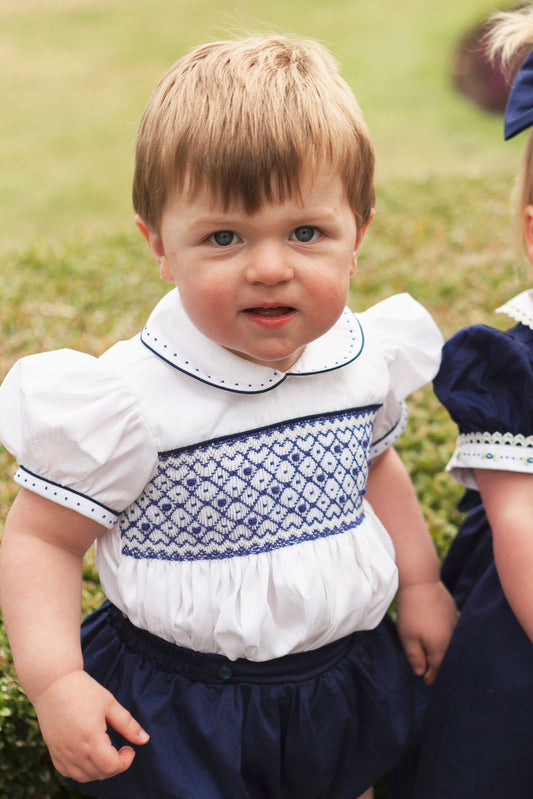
left=434, top=300, right=533, bottom=436
left=356, top=292, right=443, bottom=392
left=495, top=288, right=533, bottom=331
left=0, top=342, right=158, bottom=522
left=441, top=287, right=533, bottom=373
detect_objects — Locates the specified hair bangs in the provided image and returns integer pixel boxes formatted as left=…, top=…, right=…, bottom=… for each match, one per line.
left=133, top=35, right=375, bottom=231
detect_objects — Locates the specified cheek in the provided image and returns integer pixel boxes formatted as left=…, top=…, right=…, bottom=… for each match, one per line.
left=314, top=268, right=351, bottom=308
left=178, top=280, right=233, bottom=337
left=307, top=274, right=350, bottom=336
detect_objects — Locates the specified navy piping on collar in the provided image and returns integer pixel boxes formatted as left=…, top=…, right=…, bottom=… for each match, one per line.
left=140, top=315, right=366, bottom=395
left=140, top=338, right=287, bottom=395
left=288, top=317, right=365, bottom=377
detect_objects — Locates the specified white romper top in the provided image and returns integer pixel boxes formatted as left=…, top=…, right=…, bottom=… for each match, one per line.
left=0, top=289, right=443, bottom=661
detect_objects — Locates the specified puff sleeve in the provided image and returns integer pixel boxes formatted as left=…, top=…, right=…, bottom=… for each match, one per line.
left=434, top=324, right=533, bottom=487
left=359, top=293, right=443, bottom=456
left=0, top=349, right=158, bottom=527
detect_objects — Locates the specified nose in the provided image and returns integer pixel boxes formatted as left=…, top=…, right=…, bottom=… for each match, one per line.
left=245, top=243, right=294, bottom=285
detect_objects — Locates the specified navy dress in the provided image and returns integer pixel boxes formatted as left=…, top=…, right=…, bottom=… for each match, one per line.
left=412, top=315, right=533, bottom=798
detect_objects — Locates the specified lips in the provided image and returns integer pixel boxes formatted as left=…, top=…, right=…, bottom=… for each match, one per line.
left=245, top=306, right=294, bottom=317
left=242, top=305, right=297, bottom=328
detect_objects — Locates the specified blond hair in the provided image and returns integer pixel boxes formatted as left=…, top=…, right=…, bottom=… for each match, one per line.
left=487, top=4, right=533, bottom=247
left=132, top=34, right=375, bottom=233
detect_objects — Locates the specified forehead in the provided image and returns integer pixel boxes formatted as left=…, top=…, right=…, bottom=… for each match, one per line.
left=168, top=166, right=349, bottom=216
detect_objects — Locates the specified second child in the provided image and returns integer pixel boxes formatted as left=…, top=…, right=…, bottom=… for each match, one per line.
left=412, top=6, right=533, bottom=798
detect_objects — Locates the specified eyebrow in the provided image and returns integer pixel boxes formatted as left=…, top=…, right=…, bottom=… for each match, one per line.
left=190, top=205, right=341, bottom=226
left=188, top=215, right=240, bottom=227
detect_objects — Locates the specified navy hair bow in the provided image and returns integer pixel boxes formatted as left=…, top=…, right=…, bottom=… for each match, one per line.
left=504, top=48, right=533, bottom=139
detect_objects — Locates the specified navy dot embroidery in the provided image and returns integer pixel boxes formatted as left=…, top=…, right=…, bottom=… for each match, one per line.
left=119, top=409, right=375, bottom=562
left=14, top=468, right=114, bottom=526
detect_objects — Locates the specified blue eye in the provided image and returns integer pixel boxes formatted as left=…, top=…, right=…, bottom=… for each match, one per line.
left=291, top=226, right=320, bottom=243
left=209, top=230, right=238, bottom=246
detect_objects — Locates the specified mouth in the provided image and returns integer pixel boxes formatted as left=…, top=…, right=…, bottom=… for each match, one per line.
left=242, top=305, right=297, bottom=328
left=244, top=306, right=295, bottom=318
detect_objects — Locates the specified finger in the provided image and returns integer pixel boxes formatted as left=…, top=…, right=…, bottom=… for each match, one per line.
left=423, top=667, right=436, bottom=686
left=64, top=710, right=145, bottom=782
left=106, top=700, right=150, bottom=746
left=116, top=744, right=137, bottom=771
left=72, top=737, right=137, bottom=782
left=422, top=642, right=447, bottom=686
left=423, top=654, right=441, bottom=685
left=53, top=741, right=125, bottom=783
left=401, top=637, right=428, bottom=679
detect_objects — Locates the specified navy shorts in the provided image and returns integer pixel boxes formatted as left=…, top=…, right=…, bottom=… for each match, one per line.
left=77, top=602, right=423, bottom=799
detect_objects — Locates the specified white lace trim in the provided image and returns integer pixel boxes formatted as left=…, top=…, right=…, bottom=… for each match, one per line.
left=496, top=289, right=533, bottom=331
left=445, top=431, right=533, bottom=488
left=457, top=431, right=533, bottom=449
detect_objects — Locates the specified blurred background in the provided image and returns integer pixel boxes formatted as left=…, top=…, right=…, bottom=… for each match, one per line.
left=0, top=0, right=521, bottom=248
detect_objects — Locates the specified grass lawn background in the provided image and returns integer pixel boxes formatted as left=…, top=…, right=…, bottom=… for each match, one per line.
left=0, top=0, right=530, bottom=795
left=0, top=0, right=524, bottom=246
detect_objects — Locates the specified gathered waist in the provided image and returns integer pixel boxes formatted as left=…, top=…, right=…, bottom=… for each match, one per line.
left=97, top=507, right=398, bottom=661
left=107, top=602, right=354, bottom=684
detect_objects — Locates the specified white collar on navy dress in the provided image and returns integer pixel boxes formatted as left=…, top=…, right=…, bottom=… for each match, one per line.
left=140, top=288, right=364, bottom=394
left=496, top=288, right=533, bottom=331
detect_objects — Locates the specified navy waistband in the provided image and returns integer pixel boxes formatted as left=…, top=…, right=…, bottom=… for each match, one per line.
left=107, top=604, right=355, bottom=685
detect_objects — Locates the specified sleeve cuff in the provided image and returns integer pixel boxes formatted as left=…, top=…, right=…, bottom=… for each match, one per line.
left=446, top=431, right=533, bottom=489
left=14, top=466, right=119, bottom=529
left=370, top=402, right=409, bottom=458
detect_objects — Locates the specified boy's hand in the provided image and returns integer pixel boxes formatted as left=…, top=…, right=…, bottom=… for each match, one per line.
left=395, top=580, right=459, bottom=686
left=32, top=669, right=149, bottom=782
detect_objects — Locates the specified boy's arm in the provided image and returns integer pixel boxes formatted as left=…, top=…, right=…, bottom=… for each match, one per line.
left=365, top=447, right=458, bottom=685
left=477, top=469, right=533, bottom=641
left=0, top=488, right=149, bottom=782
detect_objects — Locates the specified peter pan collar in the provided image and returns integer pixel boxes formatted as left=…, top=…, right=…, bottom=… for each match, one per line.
left=140, top=288, right=364, bottom=394
left=497, top=289, right=533, bottom=331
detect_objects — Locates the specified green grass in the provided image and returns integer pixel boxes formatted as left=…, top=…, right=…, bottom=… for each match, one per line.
left=0, top=0, right=523, bottom=248
left=0, top=0, right=531, bottom=796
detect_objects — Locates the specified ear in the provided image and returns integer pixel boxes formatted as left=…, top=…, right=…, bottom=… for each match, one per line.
left=350, top=209, right=375, bottom=276
left=523, top=205, right=533, bottom=264
left=135, top=214, right=174, bottom=283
